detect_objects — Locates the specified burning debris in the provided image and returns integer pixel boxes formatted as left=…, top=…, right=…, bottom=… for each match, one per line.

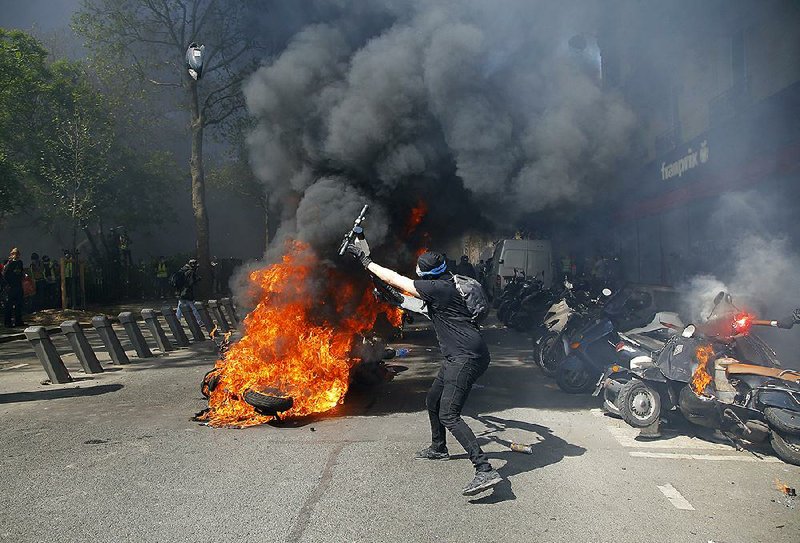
left=196, top=241, right=401, bottom=428
left=690, top=344, right=715, bottom=397
left=774, top=479, right=797, bottom=497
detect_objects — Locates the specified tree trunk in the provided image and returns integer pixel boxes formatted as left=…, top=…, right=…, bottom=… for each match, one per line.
left=189, top=79, right=211, bottom=299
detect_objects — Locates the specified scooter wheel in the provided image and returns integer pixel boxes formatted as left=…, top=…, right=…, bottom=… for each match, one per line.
left=770, top=430, right=800, bottom=466
left=556, top=363, right=595, bottom=394
left=764, top=408, right=800, bottom=436
left=603, top=386, right=622, bottom=418
left=536, top=331, right=564, bottom=378
left=619, top=379, right=661, bottom=428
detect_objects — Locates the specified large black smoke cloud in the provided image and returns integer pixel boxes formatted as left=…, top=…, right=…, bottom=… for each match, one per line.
left=243, top=0, right=636, bottom=256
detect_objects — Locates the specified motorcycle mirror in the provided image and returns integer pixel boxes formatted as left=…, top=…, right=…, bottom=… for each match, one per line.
left=602, top=288, right=612, bottom=297
left=725, top=293, right=733, bottom=304
left=682, top=324, right=696, bottom=338
left=713, top=291, right=725, bottom=305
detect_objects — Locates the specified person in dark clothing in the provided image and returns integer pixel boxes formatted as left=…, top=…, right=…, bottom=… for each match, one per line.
left=3, top=248, right=25, bottom=327
left=346, top=241, right=501, bottom=496
left=175, top=258, right=203, bottom=326
left=455, top=255, right=477, bottom=279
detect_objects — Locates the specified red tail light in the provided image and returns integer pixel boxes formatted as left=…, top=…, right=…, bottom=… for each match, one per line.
left=732, top=312, right=753, bottom=335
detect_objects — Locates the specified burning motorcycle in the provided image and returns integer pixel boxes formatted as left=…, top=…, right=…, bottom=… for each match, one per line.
left=602, top=291, right=800, bottom=466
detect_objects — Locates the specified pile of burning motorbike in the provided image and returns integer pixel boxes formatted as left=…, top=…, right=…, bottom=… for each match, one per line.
left=497, top=275, right=800, bottom=466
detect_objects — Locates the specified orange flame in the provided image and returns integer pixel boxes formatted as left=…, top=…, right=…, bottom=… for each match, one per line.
left=690, top=344, right=715, bottom=396
left=198, top=241, right=400, bottom=428
left=404, top=199, right=428, bottom=237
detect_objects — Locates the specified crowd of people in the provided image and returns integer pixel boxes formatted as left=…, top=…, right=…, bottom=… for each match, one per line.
left=0, top=241, right=237, bottom=329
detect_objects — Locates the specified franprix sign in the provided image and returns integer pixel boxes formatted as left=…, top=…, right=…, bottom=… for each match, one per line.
left=660, top=140, right=709, bottom=181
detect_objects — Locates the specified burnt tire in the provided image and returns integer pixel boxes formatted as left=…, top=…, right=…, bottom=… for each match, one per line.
left=201, top=368, right=221, bottom=399
left=764, top=408, right=800, bottom=436
left=556, top=362, right=594, bottom=394
left=770, top=430, right=800, bottom=466
left=243, top=388, right=294, bottom=415
left=619, top=379, right=661, bottom=428
left=536, top=332, right=565, bottom=377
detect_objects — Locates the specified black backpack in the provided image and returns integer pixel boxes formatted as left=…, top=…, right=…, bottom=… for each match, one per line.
left=452, top=274, right=490, bottom=324
left=169, top=270, right=186, bottom=291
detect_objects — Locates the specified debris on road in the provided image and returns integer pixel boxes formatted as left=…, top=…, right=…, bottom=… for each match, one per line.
left=774, top=479, right=796, bottom=497
left=510, top=442, right=533, bottom=454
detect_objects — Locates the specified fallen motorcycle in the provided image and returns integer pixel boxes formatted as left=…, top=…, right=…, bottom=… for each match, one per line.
left=602, top=292, right=800, bottom=465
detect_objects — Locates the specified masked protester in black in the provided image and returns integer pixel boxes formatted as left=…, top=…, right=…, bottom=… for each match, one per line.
left=345, top=239, right=501, bottom=496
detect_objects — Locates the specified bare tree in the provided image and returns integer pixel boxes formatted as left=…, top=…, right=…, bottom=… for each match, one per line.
left=74, top=0, right=261, bottom=296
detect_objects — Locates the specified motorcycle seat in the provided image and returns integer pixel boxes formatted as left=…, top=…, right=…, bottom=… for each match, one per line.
left=626, top=332, right=665, bottom=352
left=725, top=363, right=800, bottom=384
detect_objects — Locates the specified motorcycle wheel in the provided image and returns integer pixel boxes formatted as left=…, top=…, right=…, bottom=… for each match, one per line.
left=243, top=388, right=294, bottom=416
left=497, top=302, right=511, bottom=323
left=619, top=379, right=661, bottom=428
left=556, top=362, right=595, bottom=394
left=536, top=331, right=564, bottom=377
left=770, top=430, right=800, bottom=466
left=201, top=368, right=221, bottom=399
left=764, top=408, right=800, bottom=436
left=603, top=386, right=622, bottom=418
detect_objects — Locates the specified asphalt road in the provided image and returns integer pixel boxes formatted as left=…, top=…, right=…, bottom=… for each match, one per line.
left=1, top=320, right=798, bottom=543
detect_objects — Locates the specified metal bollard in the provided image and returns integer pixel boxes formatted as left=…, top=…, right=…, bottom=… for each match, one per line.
left=161, top=305, right=190, bottom=347
left=220, top=297, right=238, bottom=325
left=141, top=309, right=173, bottom=353
left=24, top=326, right=73, bottom=384
left=194, top=301, right=216, bottom=335
left=60, top=320, right=103, bottom=374
left=179, top=302, right=206, bottom=342
left=207, top=300, right=230, bottom=333
left=92, top=315, right=130, bottom=365
left=118, top=312, right=154, bottom=358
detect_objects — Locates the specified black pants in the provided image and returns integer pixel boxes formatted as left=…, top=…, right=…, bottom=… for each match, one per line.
left=426, top=355, right=491, bottom=472
left=4, top=288, right=24, bottom=327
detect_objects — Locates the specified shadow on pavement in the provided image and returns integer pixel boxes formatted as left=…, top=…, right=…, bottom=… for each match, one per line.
left=465, top=414, right=587, bottom=505
left=0, top=383, right=124, bottom=404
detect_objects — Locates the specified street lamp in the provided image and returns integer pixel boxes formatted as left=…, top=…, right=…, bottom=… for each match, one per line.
left=186, top=42, right=205, bottom=80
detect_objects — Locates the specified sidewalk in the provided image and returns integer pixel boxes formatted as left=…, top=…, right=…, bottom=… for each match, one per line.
left=0, top=299, right=182, bottom=342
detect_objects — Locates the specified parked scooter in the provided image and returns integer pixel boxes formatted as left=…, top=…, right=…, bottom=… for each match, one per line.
left=534, top=282, right=610, bottom=377
left=602, top=291, right=800, bottom=466
left=555, top=287, right=683, bottom=394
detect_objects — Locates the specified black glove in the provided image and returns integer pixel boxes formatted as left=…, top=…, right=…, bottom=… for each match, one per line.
left=345, top=243, right=372, bottom=269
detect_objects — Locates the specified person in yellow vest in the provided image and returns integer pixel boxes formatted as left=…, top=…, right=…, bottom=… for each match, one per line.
left=29, top=252, right=45, bottom=310
left=155, top=256, right=169, bottom=299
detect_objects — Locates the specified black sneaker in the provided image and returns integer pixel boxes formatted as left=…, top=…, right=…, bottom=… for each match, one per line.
left=415, top=447, right=450, bottom=460
left=462, top=469, right=502, bottom=495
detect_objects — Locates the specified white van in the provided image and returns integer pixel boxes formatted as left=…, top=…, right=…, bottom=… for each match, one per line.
left=488, top=239, right=553, bottom=299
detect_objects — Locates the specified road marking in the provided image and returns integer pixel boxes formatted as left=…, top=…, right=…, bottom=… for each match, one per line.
left=0, top=363, right=28, bottom=371
left=657, top=483, right=695, bottom=510
left=631, top=451, right=781, bottom=463
left=591, top=409, right=738, bottom=451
